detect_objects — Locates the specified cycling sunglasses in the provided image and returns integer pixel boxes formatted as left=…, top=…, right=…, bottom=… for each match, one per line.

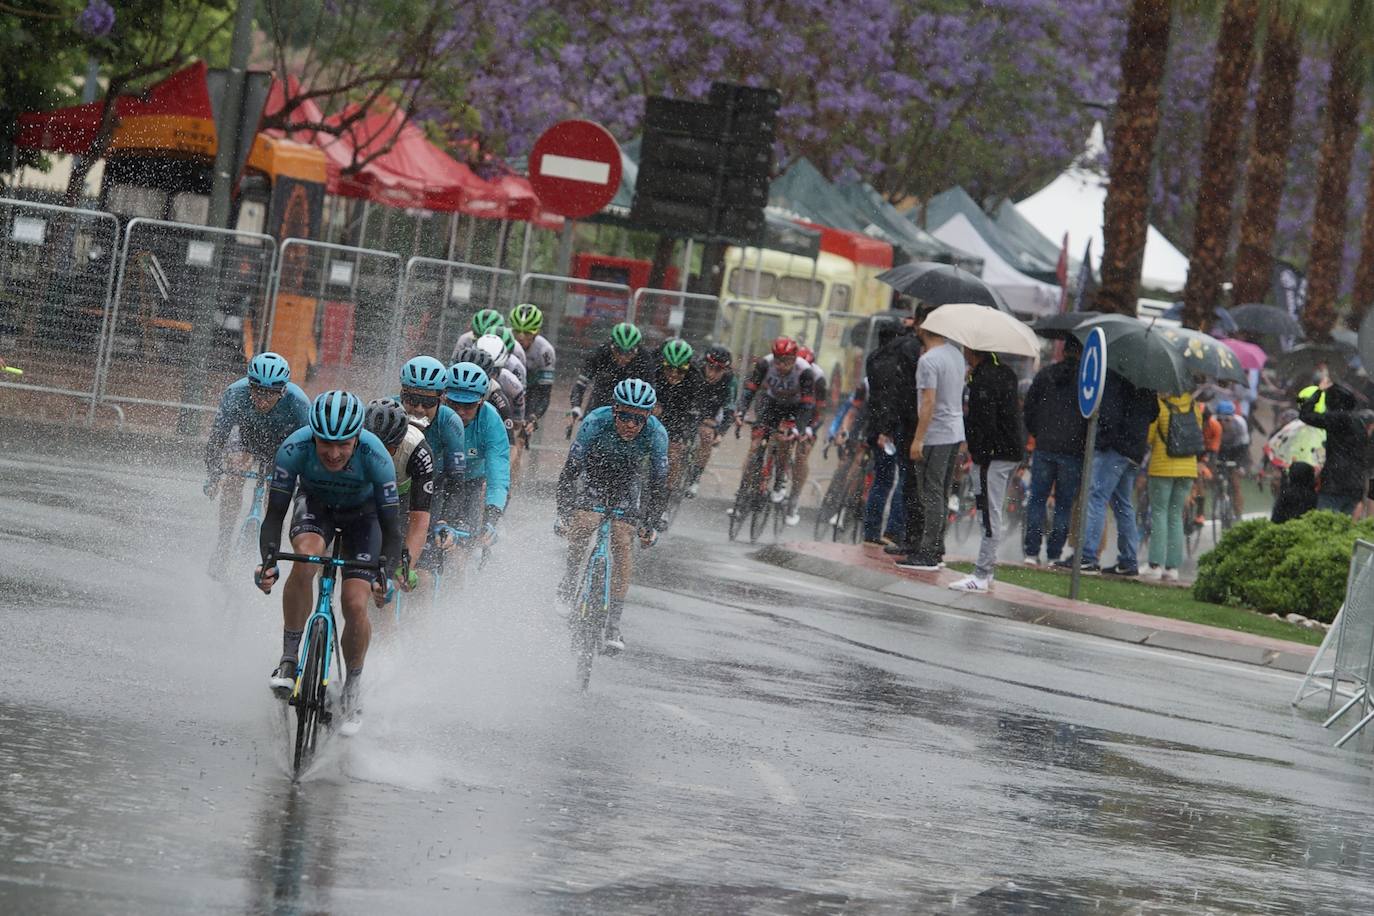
left=400, top=391, right=440, bottom=408
left=613, top=410, right=648, bottom=427
left=248, top=383, right=285, bottom=395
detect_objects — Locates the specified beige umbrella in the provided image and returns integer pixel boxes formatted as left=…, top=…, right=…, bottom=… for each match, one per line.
left=920, top=303, right=1041, bottom=358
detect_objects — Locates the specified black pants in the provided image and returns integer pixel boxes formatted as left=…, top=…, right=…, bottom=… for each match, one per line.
left=901, top=443, right=961, bottom=562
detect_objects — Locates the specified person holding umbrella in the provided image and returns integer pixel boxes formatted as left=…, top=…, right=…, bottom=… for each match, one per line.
left=1299, top=381, right=1368, bottom=514
left=1022, top=336, right=1088, bottom=566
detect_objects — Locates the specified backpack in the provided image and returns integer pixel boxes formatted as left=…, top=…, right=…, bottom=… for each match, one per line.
left=1164, top=400, right=1205, bottom=458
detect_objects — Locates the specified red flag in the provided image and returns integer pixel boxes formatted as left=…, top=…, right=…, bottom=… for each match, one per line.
left=1056, top=232, right=1070, bottom=313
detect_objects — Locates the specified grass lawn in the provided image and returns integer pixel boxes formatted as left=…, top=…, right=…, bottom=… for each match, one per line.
left=949, top=562, right=1323, bottom=646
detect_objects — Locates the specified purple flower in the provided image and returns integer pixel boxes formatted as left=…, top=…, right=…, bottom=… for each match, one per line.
left=77, top=0, right=115, bottom=38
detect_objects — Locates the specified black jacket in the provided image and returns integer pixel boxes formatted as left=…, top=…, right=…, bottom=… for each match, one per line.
left=569, top=344, right=658, bottom=413
left=1096, top=371, right=1157, bottom=464
left=863, top=334, right=923, bottom=442
left=1022, top=359, right=1088, bottom=457
left=1301, top=387, right=1369, bottom=497
left=966, top=358, right=1025, bottom=465
left=1272, top=461, right=1318, bottom=523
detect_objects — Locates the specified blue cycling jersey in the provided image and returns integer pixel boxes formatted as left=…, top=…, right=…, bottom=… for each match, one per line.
left=269, top=426, right=399, bottom=512
left=557, top=406, right=669, bottom=519
left=459, top=401, right=511, bottom=510
left=205, top=378, right=310, bottom=472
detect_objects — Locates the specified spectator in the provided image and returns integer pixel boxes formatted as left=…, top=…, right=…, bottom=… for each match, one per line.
left=1299, top=382, right=1368, bottom=514
left=1143, top=392, right=1203, bottom=582
left=949, top=350, right=1025, bottom=592
left=860, top=319, right=923, bottom=546
left=1271, top=461, right=1318, bottom=524
left=896, top=313, right=966, bottom=571
left=1055, top=370, right=1156, bottom=576
left=1021, top=337, right=1088, bottom=565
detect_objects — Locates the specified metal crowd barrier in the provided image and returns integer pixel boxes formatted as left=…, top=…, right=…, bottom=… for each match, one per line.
left=0, top=198, right=121, bottom=422
left=400, top=257, right=517, bottom=364
left=519, top=272, right=632, bottom=387
left=628, top=287, right=721, bottom=352
left=714, top=298, right=824, bottom=373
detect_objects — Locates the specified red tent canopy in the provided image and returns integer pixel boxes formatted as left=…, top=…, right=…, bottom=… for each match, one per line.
left=16, top=61, right=217, bottom=159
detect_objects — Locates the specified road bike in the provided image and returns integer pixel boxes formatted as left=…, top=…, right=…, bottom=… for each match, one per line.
left=661, top=428, right=703, bottom=533
left=565, top=506, right=633, bottom=690
left=728, top=420, right=798, bottom=544
left=232, top=460, right=272, bottom=559
left=813, top=438, right=869, bottom=544
left=1211, top=459, right=1241, bottom=543
left=261, top=537, right=387, bottom=778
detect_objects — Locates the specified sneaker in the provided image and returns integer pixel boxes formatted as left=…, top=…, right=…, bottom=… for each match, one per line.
left=862, top=538, right=886, bottom=547
left=895, top=556, right=942, bottom=571
left=1023, top=555, right=1040, bottom=567
left=948, top=575, right=990, bottom=592
left=339, top=680, right=363, bottom=737
left=725, top=506, right=736, bottom=517
left=1053, top=557, right=1099, bottom=574
left=603, top=627, right=625, bottom=654
left=883, top=543, right=909, bottom=556
left=1162, top=568, right=1180, bottom=583
left=770, top=483, right=789, bottom=504
left=269, top=659, right=296, bottom=694
left=1140, top=564, right=1163, bottom=581
left=1101, top=564, right=1139, bottom=578
left=785, top=511, right=801, bottom=526
left=686, top=482, right=699, bottom=498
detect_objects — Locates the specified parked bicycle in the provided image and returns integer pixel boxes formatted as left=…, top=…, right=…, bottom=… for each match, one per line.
left=259, top=536, right=392, bottom=777
left=729, top=419, right=799, bottom=544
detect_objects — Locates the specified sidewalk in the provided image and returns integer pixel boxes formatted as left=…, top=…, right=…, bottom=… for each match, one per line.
left=754, top=540, right=1318, bottom=674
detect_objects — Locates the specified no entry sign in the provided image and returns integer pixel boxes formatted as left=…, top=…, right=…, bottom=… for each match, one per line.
left=528, top=120, right=623, bottom=219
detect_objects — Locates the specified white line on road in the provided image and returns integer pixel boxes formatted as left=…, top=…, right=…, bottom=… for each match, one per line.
left=749, top=758, right=799, bottom=806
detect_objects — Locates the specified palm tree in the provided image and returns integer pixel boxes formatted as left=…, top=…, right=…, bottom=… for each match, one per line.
left=1180, top=0, right=1261, bottom=330
left=1231, top=8, right=1302, bottom=306
left=1303, top=24, right=1362, bottom=342
left=1096, top=0, right=1174, bottom=316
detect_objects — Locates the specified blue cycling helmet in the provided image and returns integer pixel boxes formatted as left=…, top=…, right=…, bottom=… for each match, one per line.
left=310, top=390, right=365, bottom=441
left=247, top=352, right=291, bottom=389
left=446, top=362, right=490, bottom=404
left=613, top=377, right=657, bottom=410
left=401, top=355, right=449, bottom=391
left=1216, top=400, right=1236, bottom=416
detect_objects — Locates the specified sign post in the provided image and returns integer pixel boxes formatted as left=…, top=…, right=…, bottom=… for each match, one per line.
left=1070, top=327, right=1107, bottom=601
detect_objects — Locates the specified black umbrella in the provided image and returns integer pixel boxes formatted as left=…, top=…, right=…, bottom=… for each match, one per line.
left=1071, top=315, right=1191, bottom=394
left=1157, top=326, right=1248, bottom=384
left=1030, top=311, right=1103, bottom=339
left=1228, top=303, right=1302, bottom=338
left=844, top=308, right=912, bottom=348
left=877, top=261, right=1012, bottom=313
left=1270, top=341, right=1358, bottom=385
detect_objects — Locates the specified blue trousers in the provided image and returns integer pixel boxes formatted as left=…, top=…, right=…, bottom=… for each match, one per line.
left=863, top=448, right=906, bottom=542
left=1022, top=450, right=1080, bottom=561
left=1080, top=449, right=1141, bottom=570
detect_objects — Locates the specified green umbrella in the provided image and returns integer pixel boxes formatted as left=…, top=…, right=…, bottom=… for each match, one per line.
left=1071, top=315, right=1190, bottom=394
left=1156, top=326, right=1248, bottom=384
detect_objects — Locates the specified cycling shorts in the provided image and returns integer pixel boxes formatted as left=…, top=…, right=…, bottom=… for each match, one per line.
left=751, top=400, right=801, bottom=437
left=1218, top=446, right=1250, bottom=469
left=288, top=493, right=382, bottom=583
left=448, top=478, right=488, bottom=530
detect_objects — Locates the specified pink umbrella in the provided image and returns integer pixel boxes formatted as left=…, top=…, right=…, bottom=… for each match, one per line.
left=1218, top=337, right=1267, bottom=371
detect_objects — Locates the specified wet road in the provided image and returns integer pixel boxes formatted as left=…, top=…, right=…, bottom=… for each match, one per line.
left=3, top=446, right=1374, bottom=914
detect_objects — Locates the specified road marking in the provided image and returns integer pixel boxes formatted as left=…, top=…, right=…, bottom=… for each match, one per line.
left=539, top=154, right=611, bottom=184
left=749, top=758, right=799, bottom=806
left=655, top=701, right=712, bottom=729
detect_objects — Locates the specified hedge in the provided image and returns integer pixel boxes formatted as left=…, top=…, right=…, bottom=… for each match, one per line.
left=1192, top=512, right=1374, bottom=623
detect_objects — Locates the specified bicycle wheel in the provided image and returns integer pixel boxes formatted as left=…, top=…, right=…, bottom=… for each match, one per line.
left=815, top=477, right=844, bottom=540
left=571, top=566, right=606, bottom=691
left=750, top=495, right=772, bottom=543
left=291, top=619, right=327, bottom=777
left=728, top=485, right=752, bottom=541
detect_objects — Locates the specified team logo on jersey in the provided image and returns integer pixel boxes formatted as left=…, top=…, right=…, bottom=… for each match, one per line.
left=422, top=480, right=434, bottom=494
left=381, top=481, right=398, bottom=502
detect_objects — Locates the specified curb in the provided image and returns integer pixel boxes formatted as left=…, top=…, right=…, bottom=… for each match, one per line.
left=752, top=544, right=1318, bottom=675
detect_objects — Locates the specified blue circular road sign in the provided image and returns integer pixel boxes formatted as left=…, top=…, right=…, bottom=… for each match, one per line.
left=1078, top=327, right=1107, bottom=418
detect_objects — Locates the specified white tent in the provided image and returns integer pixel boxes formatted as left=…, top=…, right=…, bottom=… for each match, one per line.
left=928, top=213, right=1061, bottom=317
left=1016, top=124, right=1189, bottom=294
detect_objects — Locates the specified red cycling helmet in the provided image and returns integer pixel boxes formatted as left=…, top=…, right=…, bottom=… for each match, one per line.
left=772, top=337, right=799, bottom=358
left=797, top=346, right=815, bottom=362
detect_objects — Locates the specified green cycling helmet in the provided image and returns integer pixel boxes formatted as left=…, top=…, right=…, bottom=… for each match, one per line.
left=499, top=326, right=517, bottom=354
left=662, top=338, right=693, bottom=369
left=610, top=321, right=642, bottom=352
left=509, top=303, right=543, bottom=334
left=471, top=308, right=504, bottom=337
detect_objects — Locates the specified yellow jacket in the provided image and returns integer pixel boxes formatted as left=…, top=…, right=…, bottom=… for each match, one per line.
left=1147, top=394, right=1201, bottom=478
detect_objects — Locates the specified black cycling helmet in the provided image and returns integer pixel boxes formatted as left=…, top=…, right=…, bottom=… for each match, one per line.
left=365, top=398, right=410, bottom=448
left=455, top=345, right=496, bottom=377
left=704, top=344, right=732, bottom=367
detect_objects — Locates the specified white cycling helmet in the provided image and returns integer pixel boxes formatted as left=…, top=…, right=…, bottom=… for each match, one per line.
left=475, top=333, right=508, bottom=370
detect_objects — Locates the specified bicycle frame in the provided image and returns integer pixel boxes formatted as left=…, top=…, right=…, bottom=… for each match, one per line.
left=268, top=542, right=381, bottom=693
left=580, top=507, right=627, bottom=620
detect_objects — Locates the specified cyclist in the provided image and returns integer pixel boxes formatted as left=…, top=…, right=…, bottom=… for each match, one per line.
left=1214, top=400, right=1250, bottom=516
left=365, top=399, right=434, bottom=592
left=789, top=345, right=828, bottom=526
left=651, top=338, right=705, bottom=497
left=498, top=326, right=528, bottom=387
left=441, top=362, right=510, bottom=559
left=509, top=303, right=556, bottom=427
left=450, top=308, right=506, bottom=360
left=255, top=390, right=405, bottom=736
left=204, top=352, right=311, bottom=561
left=567, top=321, right=656, bottom=433
left=555, top=378, right=667, bottom=653
left=685, top=345, right=738, bottom=498
left=734, top=336, right=816, bottom=506
left=473, top=334, right=528, bottom=435
left=397, top=356, right=466, bottom=523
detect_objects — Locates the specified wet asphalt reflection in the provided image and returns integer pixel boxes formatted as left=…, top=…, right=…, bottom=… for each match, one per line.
left=2, top=449, right=1374, bottom=914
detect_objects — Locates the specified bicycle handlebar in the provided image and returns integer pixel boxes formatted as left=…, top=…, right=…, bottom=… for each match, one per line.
left=265, top=551, right=384, bottom=572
